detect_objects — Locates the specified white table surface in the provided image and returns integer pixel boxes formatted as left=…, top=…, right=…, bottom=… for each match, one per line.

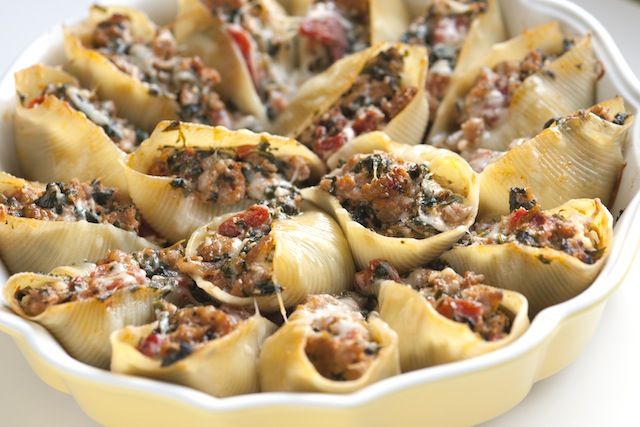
left=1, top=1, right=639, bottom=426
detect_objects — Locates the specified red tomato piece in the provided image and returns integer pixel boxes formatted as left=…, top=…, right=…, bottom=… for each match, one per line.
left=299, top=15, right=348, bottom=61
left=137, top=332, right=166, bottom=358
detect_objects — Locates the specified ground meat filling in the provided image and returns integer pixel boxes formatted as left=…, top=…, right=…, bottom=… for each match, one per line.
left=133, top=246, right=212, bottom=306
left=15, top=251, right=146, bottom=317
left=402, top=1, right=487, bottom=121
left=15, top=248, right=201, bottom=318
left=298, top=0, right=370, bottom=73
left=26, top=83, right=147, bottom=153
left=298, top=47, right=418, bottom=160
left=300, top=295, right=380, bottom=381
left=547, top=102, right=633, bottom=129
left=136, top=304, right=251, bottom=366
left=467, top=188, right=604, bottom=264
left=440, top=50, right=549, bottom=152
left=355, top=260, right=511, bottom=341
left=178, top=205, right=279, bottom=297
left=89, top=13, right=235, bottom=127
left=319, top=151, right=472, bottom=238
left=0, top=179, right=141, bottom=232
left=146, top=140, right=309, bottom=212
left=202, top=0, right=295, bottom=120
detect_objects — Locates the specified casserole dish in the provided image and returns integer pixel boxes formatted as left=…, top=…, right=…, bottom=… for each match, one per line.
left=0, top=0, right=639, bottom=426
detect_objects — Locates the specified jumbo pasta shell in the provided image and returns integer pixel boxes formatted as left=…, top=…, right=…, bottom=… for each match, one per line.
left=378, top=280, right=529, bottom=372
left=174, top=0, right=294, bottom=121
left=110, top=314, right=277, bottom=396
left=274, top=43, right=429, bottom=148
left=125, top=120, right=325, bottom=242
left=442, top=198, right=613, bottom=315
left=4, top=269, right=159, bottom=368
left=0, top=172, right=157, bottom=273
left=424, top=0, right=506, bottom=129
left=449, top=0, right=506, bottom=75
left=404, top=0, right=428, bottom=18
left=370, top=0, right=411, bottom=44
left=258, top=314, right=399, bottom=393
left=305, top=132, right=479, bottom=272
left=481, top=35, right=599, bottom=151
left=429, top=21, right=565, bottom=140
left=185, top=205, right=355, bottom=311
left=64, top=5, right=178, bottom=130
left=479, top=98, right=631, bottom=218
left=14, top=64, right=129, bottom=192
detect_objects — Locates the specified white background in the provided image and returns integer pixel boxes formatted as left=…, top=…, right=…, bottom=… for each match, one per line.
left=0, top=1, right=639, bottom=425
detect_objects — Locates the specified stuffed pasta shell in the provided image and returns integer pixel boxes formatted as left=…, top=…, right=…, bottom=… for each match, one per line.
left=0, top=172, right=158, bottom=273
left=275, top=43, right=428, bottom=160
left=442, top=195, right=613, bottom=314
left=303, top=132, right=479, bottom=272
left=125, top=121, right=324, bottom=241
left=430, top=22, right=599, bottom=153
left=401, top=0, right=505, bottom=128
left=64, top=5, right=253, bottom=131
left=259, top=294, right=400, bottom=392
left=3, top=246, right=204, bottom=368
left=355, top=260, right=528, bottom=371
left=478, top=98, right=631, bottom=217
left=175, top=0, right=299, bottom=122
left=111, top=303, right=276, bottom=396
left=179, top=203, right=354, bottom=311
left=293, top=0, right=410, bottom=75
left=14, top=64, right=146, bottom=192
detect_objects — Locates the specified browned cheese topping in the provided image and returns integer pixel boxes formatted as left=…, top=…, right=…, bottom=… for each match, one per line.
left=136, top=304, right=252, bottom=366
left=0, top=179, right=141, bottom=232
left=319, top=151, right=472, bottom=238
left=355, top=260, right=511, bottom=341
left=300, top=295, right=380, bottom=381
left=298, top=47, right=417, bottom=160
left=146, top=139, right=309, bottom=212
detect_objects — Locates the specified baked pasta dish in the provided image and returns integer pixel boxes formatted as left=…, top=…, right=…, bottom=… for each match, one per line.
left=2, top=0, right=631, bottom=397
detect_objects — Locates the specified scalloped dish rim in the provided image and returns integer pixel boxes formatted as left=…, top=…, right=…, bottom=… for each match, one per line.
left=0, top=0, right=639, bottom=425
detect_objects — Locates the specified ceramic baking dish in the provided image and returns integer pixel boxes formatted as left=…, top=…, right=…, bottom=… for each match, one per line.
left=0, top=0, right=639, bottom=425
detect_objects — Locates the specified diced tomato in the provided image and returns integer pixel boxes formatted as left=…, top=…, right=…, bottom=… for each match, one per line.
left=299, top=15, right=348, bottom=61
left=508, top=207, right=528, bottom=230
left=218, top=205, right=271, bottom=237
left=137, top=332, right=166, bottom=358
left=315, top=133, right=347, bottom=159
left=437, top=298, right=484, bottom=327
left=234, top=144, right=255, bottom=159
left=242, top=205, right=270, bottom=227
left=218, top=217, right=242, bottom=238
left=227, top=25, right=262, bottom=88
left=27, top=96, right=46, bottom=108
